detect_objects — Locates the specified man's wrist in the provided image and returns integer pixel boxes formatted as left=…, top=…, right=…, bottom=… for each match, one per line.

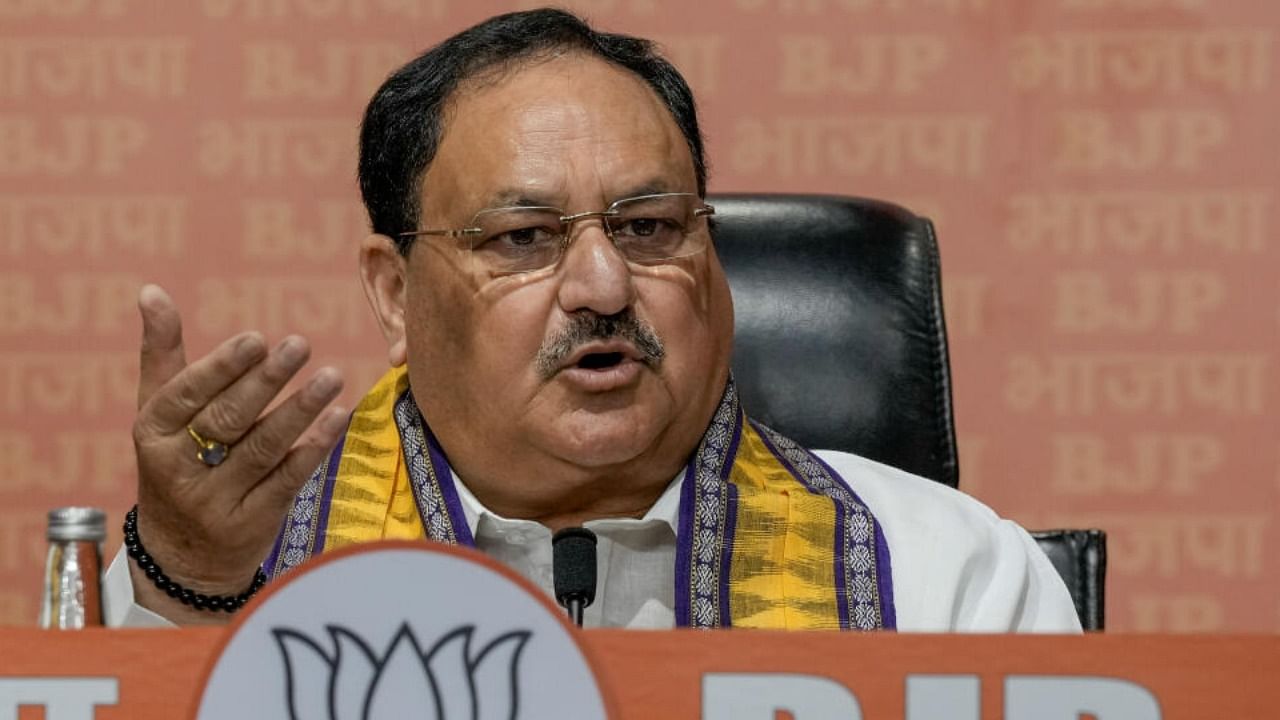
left=123, top=506, right=266, bottom=623
left=127, top=559, right=235, bottom=626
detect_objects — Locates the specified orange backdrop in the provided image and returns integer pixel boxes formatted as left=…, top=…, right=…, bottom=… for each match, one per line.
left=1, top=0, right=1276, bottom=632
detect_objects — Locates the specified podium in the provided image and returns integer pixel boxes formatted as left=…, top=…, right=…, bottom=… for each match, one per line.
left=8, top=543, right=1277, bottom=718
left=3, top=629, right=1278, bottom=718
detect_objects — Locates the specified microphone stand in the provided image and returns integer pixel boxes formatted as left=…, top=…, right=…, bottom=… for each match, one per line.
left=565, top=595, right=586, bottom=627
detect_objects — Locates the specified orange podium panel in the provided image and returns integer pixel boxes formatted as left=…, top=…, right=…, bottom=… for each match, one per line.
left=0, top=628, right=1277, bottom=719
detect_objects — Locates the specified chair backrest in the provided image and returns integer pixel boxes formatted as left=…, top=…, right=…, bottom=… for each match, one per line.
left=709, top=194, right=959, bottom=488
left=709, top=194, right=1106, bottom=630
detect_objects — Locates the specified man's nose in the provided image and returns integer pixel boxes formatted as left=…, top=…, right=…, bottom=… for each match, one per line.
left=554, top=220, right=635, bottom=317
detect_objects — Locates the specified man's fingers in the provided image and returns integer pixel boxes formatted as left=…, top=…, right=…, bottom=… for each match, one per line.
left=188, top=335, right=313, bottom=446
left=142, top=331, right=268, bottom=435
left=137, top=285, right=188, bottom=409
left=243, top=403, right=350, bottom=514
left=227, top=367, right=344, bottom=495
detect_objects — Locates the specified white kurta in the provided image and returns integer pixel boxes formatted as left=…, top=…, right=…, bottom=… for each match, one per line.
left=104, top=449, right=1082, bottom=632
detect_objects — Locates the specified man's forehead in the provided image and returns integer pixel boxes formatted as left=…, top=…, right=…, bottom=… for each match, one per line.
left=422, top=54, right=696, bottom=217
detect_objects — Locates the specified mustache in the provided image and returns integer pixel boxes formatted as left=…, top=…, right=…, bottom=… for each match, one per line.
left=535, top=310, right=666, bottom=379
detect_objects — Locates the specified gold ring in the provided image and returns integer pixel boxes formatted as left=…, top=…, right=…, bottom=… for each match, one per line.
left=187, top=426, right=230, bottom=467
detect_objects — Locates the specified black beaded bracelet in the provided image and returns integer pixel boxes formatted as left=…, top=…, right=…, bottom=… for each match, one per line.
left=123, top=506, right=267, bottom=613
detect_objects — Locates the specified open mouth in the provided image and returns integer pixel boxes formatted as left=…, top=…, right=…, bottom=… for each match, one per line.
left=575, top=352, right=626, bottom=370
left=555, top=344, right=644, bottom=390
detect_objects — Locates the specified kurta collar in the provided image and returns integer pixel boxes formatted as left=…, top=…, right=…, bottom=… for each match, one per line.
left=449, top=469, right=684, bottom=539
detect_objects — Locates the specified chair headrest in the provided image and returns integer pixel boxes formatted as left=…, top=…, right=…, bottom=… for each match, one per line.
left=709, top=194, right=959, bottom=488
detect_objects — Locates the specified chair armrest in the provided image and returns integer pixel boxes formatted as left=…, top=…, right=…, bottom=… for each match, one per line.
left=1031, top=529, right=1107, bottom=631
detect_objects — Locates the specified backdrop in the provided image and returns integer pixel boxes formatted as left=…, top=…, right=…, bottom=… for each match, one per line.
left=2, top=0, right=1276, bottom=632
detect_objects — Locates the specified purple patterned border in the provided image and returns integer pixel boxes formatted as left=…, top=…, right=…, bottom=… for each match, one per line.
left=264, top=422, right=348, bottom=579
left=394, top=389, right=473, bottom=547
left=421, top=419, right=474, bottom=547
left=680, top=380, right=741, bottom=629
left=311, top=437, right=345, bottom=554
left=831, top=498, right=849, bottom=624
left=813, top=454, right=897, bottom=630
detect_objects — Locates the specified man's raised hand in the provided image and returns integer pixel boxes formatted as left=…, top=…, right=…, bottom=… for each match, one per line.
left=129, top=284, right=347, bottom=623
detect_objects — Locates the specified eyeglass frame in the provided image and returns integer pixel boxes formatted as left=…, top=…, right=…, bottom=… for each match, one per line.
left=397, top=192, right=716, bottom=273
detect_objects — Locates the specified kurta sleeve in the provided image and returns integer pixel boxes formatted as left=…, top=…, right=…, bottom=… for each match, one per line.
left=102, top=545, right=177, bottom=628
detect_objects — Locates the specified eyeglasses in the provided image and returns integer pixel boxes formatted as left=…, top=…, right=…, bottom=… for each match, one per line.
left=398, top=192, right=715, bottom=275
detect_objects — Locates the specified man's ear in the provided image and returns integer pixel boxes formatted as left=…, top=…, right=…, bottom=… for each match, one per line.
left=359, top=234, right=409, bottom=367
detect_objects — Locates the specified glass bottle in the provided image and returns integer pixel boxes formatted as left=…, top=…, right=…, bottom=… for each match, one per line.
left=39, top=507, right=106, bottom=629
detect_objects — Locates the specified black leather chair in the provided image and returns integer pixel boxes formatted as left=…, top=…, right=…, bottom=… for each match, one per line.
left=709, top=193, right=1105, bottom=630
left=1032, top=529, right=1106, bottom=631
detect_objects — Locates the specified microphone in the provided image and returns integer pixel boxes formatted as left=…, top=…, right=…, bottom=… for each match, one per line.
left=552, top=527, right=597, bottom=627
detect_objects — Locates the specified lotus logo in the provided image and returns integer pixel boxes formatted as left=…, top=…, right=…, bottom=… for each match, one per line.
left=195, top=545, right=608, bottom=719
left=273, top=623, right=531, bottom=720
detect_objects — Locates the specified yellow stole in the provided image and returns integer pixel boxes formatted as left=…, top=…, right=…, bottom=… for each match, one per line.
left=265, top=367, right=896, bottom=630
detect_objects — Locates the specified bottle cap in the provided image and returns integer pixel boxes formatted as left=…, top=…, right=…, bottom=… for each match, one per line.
left=46, top=507, right=107, bottom=542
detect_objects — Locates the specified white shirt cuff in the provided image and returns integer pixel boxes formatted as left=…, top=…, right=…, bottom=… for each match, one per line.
left=102, top=545, right=177, bottom=628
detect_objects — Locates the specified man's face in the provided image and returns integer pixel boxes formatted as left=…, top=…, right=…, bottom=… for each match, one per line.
left=397, top=53, right=734, bottom=516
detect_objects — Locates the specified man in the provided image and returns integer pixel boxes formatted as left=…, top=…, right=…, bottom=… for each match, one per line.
left=105, top=9, right=1080, bottom=631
